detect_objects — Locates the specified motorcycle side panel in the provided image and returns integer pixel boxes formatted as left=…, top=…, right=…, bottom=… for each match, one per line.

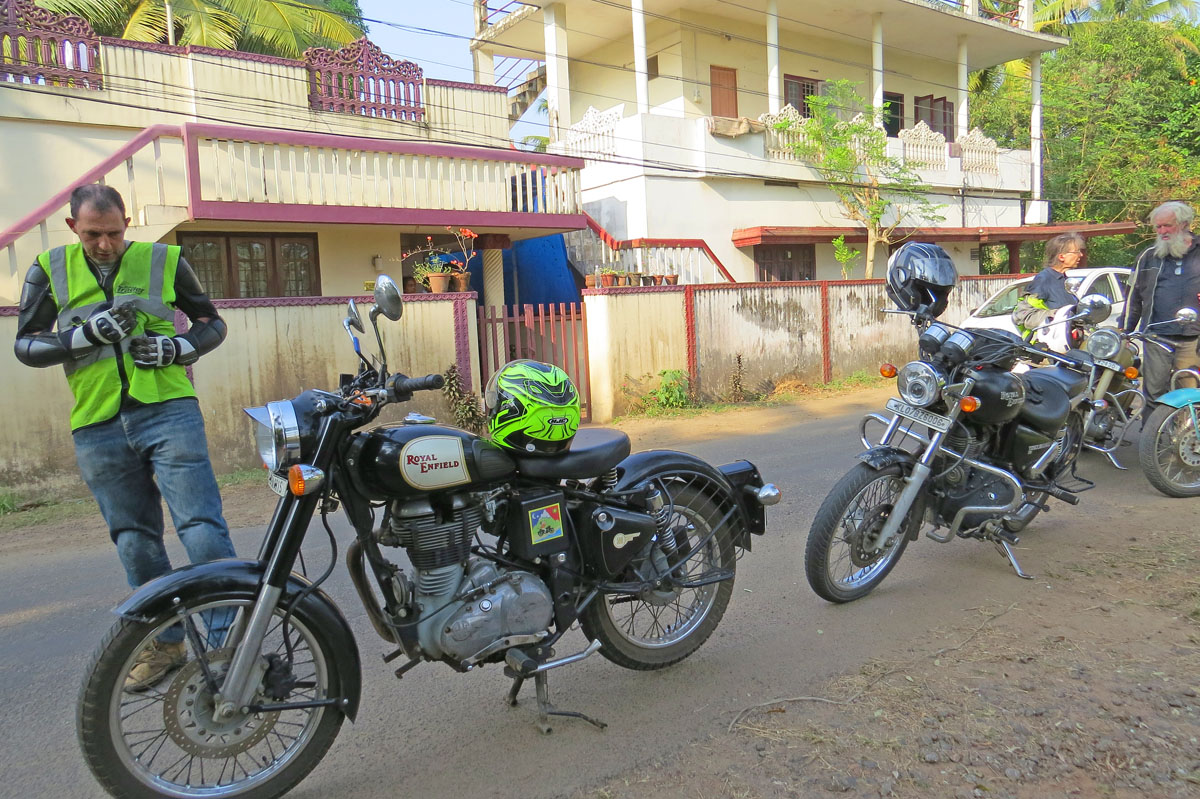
left=1155, top=388, right=1200, bottom=408
left=351, top=424, right=517, bottom=500
left=113, top=559, right=363, bottom=721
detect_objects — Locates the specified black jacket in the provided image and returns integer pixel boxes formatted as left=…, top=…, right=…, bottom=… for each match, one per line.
left=1121, top=240, right=1200, bottom=337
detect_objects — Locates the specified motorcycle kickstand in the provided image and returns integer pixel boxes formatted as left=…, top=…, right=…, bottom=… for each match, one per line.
left=533, top=671, right=607, bottom=735
left=994, top=539, right=1035, bottom=580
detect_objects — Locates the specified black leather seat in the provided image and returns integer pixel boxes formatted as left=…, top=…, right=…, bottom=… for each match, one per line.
left=514, top=428, right=631, bottom=480
left=1018, top=371, right=1072, bottom=433
left=1026, top=364, right=1089, bottom=398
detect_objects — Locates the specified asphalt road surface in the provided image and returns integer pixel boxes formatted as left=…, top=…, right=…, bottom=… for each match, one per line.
left=0, top=391, right=1173, bottom=798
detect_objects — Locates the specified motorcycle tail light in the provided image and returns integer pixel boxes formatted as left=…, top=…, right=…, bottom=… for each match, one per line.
left=1125, top=366, right=1139, bottom=379
left=959, top=396, right=981, bottom=413
left=880, top=363, right=897, bottom=378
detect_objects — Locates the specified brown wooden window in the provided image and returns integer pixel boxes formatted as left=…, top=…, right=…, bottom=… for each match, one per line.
left=710, top=65, right=738, bottom=118
left=914, top=94, right=955, bottom=142
left=179, top=233, right=320, bottom=299
left=755, top=244, right=815, bottom=282
left=883, top=91, right=904, bottom=137
left=783, top=74, right=823, bottom=118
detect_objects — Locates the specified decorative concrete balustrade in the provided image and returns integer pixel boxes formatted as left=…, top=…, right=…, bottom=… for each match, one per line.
left=0, top=0, right=100, bottom=88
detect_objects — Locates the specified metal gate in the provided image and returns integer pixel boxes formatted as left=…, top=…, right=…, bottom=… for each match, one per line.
left=478, top=303, right=592, bottom=421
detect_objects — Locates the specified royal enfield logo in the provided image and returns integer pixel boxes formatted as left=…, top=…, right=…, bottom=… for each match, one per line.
left=399, top=436, right=470, bottom=490
left=999, top=388, right=1024, bottom=407
left=612, top=532, right=640, bottom=549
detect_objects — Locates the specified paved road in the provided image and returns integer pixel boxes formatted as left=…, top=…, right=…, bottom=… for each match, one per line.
left=0, top=392, right=1173, bottom=798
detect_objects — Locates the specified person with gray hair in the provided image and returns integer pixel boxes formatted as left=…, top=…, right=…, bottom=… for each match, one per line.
left=1122, top=201, right=1200, bottom=399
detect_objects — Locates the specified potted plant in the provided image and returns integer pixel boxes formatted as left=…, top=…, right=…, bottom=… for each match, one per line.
left=445, top=225, right=478, bottom=292
left=599, top=267, right=618, bottom=288
left=585, top=272, right=597, bottom=289
left=664, top=274, right=679, bottom=285
left=639, top=273, right=656, bottom=286
left=404, top=235, right=453, bottom=293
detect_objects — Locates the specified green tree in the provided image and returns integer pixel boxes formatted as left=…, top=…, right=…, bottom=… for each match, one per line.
left=778, top=80, right=943, bottom=278
left=36, top=0, right=364, bottom=58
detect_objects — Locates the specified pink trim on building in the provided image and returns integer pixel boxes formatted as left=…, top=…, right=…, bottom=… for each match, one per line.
left=189, top=201, right=588, bottom=231
left=452, top=294, right=475, bottom=392
left=583, top=213, right=737, bottom=283
left=426, top=78, right=507, bottom=93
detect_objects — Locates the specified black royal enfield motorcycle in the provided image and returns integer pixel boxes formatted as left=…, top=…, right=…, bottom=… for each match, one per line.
left=77, top=275, right=779, bottom=799
left=804, top=244, right=1108, bottom=603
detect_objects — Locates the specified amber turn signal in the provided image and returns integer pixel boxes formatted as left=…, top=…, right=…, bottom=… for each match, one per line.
left=1124, top=366, right=1139, bottom=379
left=959, top=396, right=982, bottom=413
left=880, top=363, right=898, bottom=379
left=288, top=464, right=326, bottom=496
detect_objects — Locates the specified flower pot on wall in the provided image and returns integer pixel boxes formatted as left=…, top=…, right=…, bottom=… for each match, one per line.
left=426, top=272, right=451, bottom=293
left=585, top=274, right=597, bottom=289
left=653, top=275, right=665, bottom=285
left=600, top=273, right=615, bottom=287
left=664, top=275, right=679, bottom=285
left=449, top=272, right=471, bottom=292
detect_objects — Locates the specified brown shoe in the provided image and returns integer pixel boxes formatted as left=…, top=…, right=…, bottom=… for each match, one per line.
left=124, top=640, right=187, bottom=693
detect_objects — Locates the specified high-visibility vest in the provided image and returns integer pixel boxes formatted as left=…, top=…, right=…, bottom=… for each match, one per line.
left=37, top=242, right=196, bottom=430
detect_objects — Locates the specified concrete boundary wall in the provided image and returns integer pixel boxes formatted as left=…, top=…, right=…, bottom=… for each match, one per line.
left=0, top=293, right=478, bottom=491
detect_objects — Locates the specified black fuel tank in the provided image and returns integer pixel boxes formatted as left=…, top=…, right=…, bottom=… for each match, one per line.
left=349, top=423, right=517, bottom=500
left=965, top=367, right=1025, bottom=426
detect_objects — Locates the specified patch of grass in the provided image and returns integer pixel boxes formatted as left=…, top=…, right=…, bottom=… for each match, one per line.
left=0, top=491, right=17, bottom=515
left=771, top=370, right=888, bottom=399
left=217, top=467, right=270, bottom=488
left=0, top=496, right=96, bottom=533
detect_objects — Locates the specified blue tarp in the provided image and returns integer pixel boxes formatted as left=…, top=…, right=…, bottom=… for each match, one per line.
left=502, top=234, right=583, bottom=308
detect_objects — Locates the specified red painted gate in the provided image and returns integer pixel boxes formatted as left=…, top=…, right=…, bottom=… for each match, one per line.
left=478, top=303, right=592, bottom=421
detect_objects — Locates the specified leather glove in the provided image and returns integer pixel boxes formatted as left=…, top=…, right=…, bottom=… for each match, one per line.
left=130, top=332, right=184, bottom=368
left=78, top=303, right=136, bottom=346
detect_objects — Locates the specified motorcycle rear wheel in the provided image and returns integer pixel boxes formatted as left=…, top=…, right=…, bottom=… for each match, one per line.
left=1138, top=403, right=1200, bottom=497
left=580, top=484, right=735, bottom=670
left=805, top=463, right=912, bottom=603
left=78, top=597, right=343, bottom=799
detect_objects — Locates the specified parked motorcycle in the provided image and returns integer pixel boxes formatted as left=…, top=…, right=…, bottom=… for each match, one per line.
left=1137, top=307, right=1200, bottom=496
left=805, top=243, right=1106, bottom=603
left=77, top=275, right=779, bottom=799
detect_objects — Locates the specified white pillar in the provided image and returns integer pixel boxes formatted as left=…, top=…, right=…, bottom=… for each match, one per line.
left=631, top=0, right=649, bottom=114
left=472, top=49, right=495, bottom=85
left=766, top=0, right=780, bottom=114
left=957, top=35, right=969, bottom=141
left=543, top=3, right=572, bottom=142
left=1030, top=53, right=1042, bottom=201
left=871, top=14, right=883, bottom=112
left=1019, top=0, right=1033, bottom=29
left=965, top=0, right=979, bottom=17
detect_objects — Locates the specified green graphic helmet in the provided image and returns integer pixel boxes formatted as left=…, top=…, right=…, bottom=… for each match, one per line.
left=485, top=359, right=580, bottom=456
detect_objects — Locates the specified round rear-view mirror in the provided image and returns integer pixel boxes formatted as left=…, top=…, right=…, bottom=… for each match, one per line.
left=1076, top=293, right=1112, bottom=325
left=373, top=275, right=404, bottom=321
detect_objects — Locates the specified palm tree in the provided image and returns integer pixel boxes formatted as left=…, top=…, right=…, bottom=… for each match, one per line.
left=35, top=0, right=364, bottom=58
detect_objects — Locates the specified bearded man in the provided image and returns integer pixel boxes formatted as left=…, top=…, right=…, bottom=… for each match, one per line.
left=1122, top=201, right=1200, bottom=399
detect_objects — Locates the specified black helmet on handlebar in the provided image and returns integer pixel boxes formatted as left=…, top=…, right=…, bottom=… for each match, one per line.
left=885, top=242, right=958, bottom=318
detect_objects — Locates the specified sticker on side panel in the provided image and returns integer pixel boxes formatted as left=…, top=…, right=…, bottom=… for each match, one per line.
left=399, top=436, right=471, bottom=490
left=529, top=503, right=564, bottom=546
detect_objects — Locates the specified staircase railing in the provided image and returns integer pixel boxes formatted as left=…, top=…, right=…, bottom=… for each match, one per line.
left=563, top=214, right=736, bottom=284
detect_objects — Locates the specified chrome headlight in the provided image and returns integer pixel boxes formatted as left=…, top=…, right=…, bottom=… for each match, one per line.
left=1085, top=328, right=1122, bottom=361
left=244, top=400, right=301, bottom=471
left=897, top=361, right=946, bottom=407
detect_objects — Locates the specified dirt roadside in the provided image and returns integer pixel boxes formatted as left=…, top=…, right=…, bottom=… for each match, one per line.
left=4, top=387, right=1197, bottom=799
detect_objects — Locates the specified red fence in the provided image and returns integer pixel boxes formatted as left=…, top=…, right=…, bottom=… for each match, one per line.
left=478, top=303, right=592, bottom=421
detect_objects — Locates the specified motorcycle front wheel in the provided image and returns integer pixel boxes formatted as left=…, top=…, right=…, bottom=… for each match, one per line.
left=580, top=483, right=735, bottom=670
left=78, top=597, right=344, bottom=799
left=805, top=463, right=912, bottom=603
left=1138, top=403, right=1200, bottom=497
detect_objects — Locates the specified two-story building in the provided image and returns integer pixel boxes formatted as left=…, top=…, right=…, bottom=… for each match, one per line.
left=471, top=0, right=1134, bottom=280
left=0, top=0, right=587, bottom=306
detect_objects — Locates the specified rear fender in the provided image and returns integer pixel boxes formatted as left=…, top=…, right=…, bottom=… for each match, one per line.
left=1156, top=388, right=1200, bottom=408
left=614, top=450, right=754, bottom=549
left=114, top=559, right=362, bottom=721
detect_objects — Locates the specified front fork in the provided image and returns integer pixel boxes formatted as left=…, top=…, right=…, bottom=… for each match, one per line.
left=214, top=419, right=337, bottom=721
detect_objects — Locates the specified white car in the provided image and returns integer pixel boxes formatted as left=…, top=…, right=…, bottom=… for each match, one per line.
left=960, top=267, right=1132, bottom=337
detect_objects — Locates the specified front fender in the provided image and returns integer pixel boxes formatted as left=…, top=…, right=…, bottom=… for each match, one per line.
left=1156, top=387, right=1200, bottom=408
left=857, top=445, right=916, bottom=471
left=614, top=449, right=756, bottom=548
left=114, top=559, right=362, bottom=721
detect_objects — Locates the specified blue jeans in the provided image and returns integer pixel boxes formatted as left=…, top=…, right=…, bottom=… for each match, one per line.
left=74, top=398, right=236, bottom=643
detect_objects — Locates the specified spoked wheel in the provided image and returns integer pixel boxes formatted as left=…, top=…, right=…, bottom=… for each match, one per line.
left=805, top=463, right=913, bottom=603
left=580, top=483, right=735, bottom=670
left=78, top=598, right=344, bottom=799
left=1139, top=403, right=1200, bottom=497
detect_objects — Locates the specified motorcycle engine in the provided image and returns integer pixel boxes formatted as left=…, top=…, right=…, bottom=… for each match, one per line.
left=380, top=495, right=554, bottom=661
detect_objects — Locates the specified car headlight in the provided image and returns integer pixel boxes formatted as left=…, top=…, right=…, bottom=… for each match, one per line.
left=244, top=400, right=301, bottom=471
left=1085, top=328, right=1122, bottom=360
left=897, top=361, right=945, bottom=408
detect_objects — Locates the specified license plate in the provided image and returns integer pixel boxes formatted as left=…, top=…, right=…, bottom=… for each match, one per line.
left=886, top=397, right=952, bottom=432
left=267, top=471, right=288, bottom=497
left=1095, top=359, right=1123, bottom=373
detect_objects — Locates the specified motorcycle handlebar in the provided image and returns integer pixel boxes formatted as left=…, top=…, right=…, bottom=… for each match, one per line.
left=390, top=373, right=445, bottom=397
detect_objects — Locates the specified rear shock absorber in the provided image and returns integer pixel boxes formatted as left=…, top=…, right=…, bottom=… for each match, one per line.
left=644, top=485, right=676, bottom=556
left=598, top=468, right=619, bottom=492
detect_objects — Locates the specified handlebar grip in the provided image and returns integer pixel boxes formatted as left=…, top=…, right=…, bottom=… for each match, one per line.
left=396, top=374, right=445, bottom=394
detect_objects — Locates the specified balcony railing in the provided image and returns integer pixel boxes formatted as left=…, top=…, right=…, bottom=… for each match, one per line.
left=0, top=0, right=101, bottom=88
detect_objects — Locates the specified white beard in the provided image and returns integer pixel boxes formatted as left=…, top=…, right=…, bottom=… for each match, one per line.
left=1154, top=231, right=1192, bottom=259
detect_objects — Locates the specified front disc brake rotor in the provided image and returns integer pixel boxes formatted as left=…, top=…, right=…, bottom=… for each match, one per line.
left=1174, top=426, right=1200, bottom=467
left=162, top=649, right=278, bottom=758
left=849, top=505, right=893, bottom=568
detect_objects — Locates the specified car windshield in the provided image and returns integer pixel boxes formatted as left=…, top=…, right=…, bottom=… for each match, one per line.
left=974, top=276, right=1087, bottom=318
